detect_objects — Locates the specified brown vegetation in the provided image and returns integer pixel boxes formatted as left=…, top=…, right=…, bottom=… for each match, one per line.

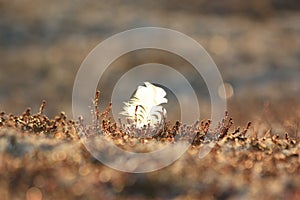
left=0, top=98, right=299, bottom=199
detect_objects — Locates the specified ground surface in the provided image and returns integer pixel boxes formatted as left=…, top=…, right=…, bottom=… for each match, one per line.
left=0, top=105, right=299, bottom=200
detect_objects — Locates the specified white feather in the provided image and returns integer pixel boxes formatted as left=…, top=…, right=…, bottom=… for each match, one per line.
left=120, top=82, right=168, bottom=128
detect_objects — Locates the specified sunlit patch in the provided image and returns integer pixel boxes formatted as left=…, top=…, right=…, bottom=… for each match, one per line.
left=218, top=82, right=234, bottom=99
left=26, top=187, right=42, bottom=200
left=209, top=35, right=228, bottom=55
left=120, top=82, right=168, bottom=128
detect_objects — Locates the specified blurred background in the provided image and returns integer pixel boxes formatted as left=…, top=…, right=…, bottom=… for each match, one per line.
left=0, top=0, right=299, bottom=134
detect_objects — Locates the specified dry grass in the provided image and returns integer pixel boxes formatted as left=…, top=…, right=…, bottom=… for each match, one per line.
left=0, top=97, right=300, bottom=200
